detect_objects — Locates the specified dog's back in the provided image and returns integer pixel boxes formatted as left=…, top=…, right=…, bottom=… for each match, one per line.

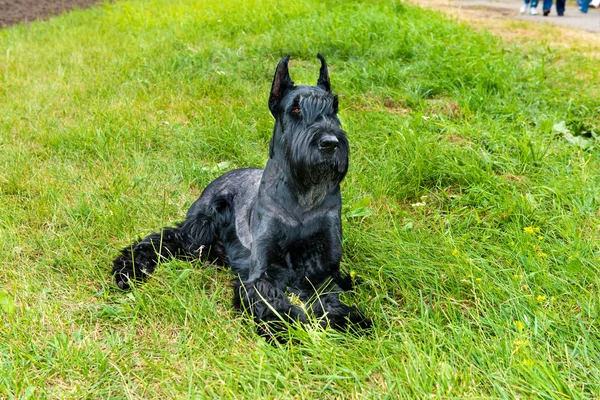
left=187, top=168, right=262, bottom=249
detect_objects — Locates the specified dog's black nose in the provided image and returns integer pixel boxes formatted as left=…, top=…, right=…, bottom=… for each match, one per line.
left=319, top=135, right=339, bottom=153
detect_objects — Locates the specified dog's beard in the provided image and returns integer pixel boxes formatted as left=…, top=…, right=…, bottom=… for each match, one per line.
left=278, top=123, right=349, bottom=210
left=286, top=146, right=348, bottom=206
left=306, top=157, right=346, bottom=185
left=286, top=159, right=342, bottom=209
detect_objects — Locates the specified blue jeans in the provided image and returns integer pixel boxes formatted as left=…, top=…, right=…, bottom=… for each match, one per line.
left=543, top=0, right=566, bottom=13
left=580, top=0, right=590, bottom=12
left=525, top=0, right=540, bottom=7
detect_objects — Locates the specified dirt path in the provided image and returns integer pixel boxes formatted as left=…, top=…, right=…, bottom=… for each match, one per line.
left=413, top=0, right=600, bottom=56
left=418, top=0, right=600, bottom=32
left=0, top=0, right=103, bottom=27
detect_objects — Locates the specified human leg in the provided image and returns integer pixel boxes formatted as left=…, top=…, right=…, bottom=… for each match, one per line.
left=530, top=0, right=539, bottom=14
left=581, top=0, right=590, bottom=13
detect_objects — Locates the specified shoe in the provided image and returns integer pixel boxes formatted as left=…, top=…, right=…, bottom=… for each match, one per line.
left=520, top=4, right=528, bottom=13
left=530, top=7, right=539, bottom=14
left=543, top=9, right=550, bottom=15
left=558, top=11, right=564, bottom=15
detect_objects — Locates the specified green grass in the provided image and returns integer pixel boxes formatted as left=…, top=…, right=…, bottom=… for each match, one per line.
left=1, top=0, right=600, bottom=397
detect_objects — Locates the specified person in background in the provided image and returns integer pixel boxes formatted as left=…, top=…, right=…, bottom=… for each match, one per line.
left=520, top=0, right=541, bottom=15
left=578, top=0, right=591, bottom=13
left=542, top=0, right=566, bottom=15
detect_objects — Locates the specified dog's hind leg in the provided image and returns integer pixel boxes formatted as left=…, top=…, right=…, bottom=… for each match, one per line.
left=112, top=209, right=221, bottom=290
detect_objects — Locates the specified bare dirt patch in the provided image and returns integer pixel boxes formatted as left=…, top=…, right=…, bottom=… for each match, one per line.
left=0, top=0, right=104, bottom=27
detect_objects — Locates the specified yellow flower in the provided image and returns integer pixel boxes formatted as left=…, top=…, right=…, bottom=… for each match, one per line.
left=524, top=226, right=541, bottom=234
left=514, top=321, right=525, bottom=331
left=536, top=295, right=547, bottom=302
left=350, top=270, right=357, bottom=279
left=538, top=236, right=544, bottom=241
left=475, top=278, right=482, bottom=282
left=522, top=359, right=534, bottom=367
left=512, top=339, right=529, bottom=355
left=452, top=249, right=459, bottom=256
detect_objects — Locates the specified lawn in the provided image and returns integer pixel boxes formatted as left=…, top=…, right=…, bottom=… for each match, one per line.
left=1, top=0, right=599, bottom=398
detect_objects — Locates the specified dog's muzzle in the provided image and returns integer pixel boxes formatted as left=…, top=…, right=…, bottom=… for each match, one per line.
left=318, top=135, right=339, bottom=153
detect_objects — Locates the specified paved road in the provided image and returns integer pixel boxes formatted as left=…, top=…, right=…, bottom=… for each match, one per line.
left=445, top=0, right=600, bottom=32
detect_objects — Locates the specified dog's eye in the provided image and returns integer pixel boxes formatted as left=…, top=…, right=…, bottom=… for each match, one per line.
left=290, top=107, right=301, bottom=117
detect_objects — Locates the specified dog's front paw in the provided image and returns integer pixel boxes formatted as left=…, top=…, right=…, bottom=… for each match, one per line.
left=287, top=304, right=308, bottom=324
left=348, top=309, right=372, bottom=331
left=322, top=305, right=372, bottom=332
left=256, top=306, right=309, bottom=344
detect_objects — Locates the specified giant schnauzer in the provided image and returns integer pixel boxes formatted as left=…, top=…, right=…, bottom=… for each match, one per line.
left=112, top=54, right=371, bottom=338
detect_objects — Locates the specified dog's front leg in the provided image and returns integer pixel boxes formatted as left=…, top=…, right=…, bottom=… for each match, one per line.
left=234, top=277, right=308, bottom=342
left=235, top=245, right=308, bottom=322
left=309, top=282, right=372, bottom=331
left=233, top=225, right=308, bottom=339
left=235, top=278, right=307, bottom=323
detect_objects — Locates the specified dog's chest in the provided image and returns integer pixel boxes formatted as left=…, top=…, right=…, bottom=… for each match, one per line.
left=279, top=225, right=337, bottom=282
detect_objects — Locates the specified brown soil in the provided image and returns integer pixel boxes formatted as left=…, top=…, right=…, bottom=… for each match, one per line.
left=0, top=0, right=103, bottom=27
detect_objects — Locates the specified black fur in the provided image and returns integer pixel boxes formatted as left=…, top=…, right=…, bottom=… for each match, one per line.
left=112, top=55, right=371, bottom=340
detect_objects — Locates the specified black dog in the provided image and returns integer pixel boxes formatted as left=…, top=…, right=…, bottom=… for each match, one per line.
left=112, top=54, right=371, bottom=338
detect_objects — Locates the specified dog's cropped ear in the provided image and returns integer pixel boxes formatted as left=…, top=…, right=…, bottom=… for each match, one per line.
left=316, top=53, right=331, bottom=93
left=269, top=55, right=294, bottom=116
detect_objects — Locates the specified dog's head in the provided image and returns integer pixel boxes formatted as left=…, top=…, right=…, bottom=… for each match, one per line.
left=268, top=55, right=349, bottom=190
